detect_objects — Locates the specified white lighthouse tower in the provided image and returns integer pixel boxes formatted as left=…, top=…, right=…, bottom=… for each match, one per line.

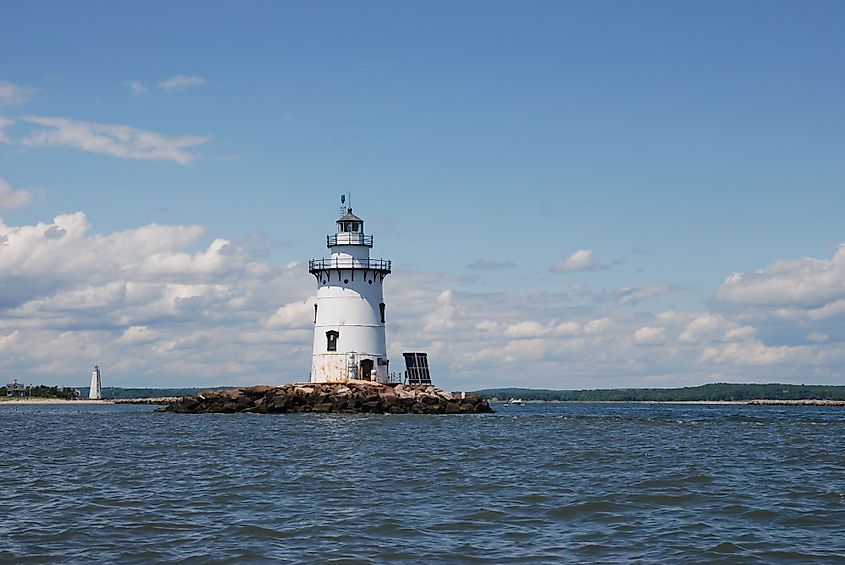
left=309, top=196, right=391, bottom=383
left=89, top=365, right=102, bottom=399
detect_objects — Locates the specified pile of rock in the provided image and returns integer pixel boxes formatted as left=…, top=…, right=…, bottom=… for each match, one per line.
left=748, top=399, right=845, bottom=406
left=160, top=381, right=493, bottom=415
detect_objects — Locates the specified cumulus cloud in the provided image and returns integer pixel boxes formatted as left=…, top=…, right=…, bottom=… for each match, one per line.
left=20, top=116, right=211, bottom=164
left=716, top=245, right=845, bottom=309
left=122, top=80, right=149, bottom=96
left=552, top=249, right=601, bottom=273
left=0, top=81, right=38, bottom=106
left=158, top=75, right=206, bottom=92
left=0, top=177, right=33, bottom=212
left=117, top=325, right=155, bottom=344
left=0, top=212, right=314, bottom=385
left=3, top=212, right=845, bottom=389
left=700, top=341, right=800, bottom=366
left=423, top=290, right=458, bottom=333
left=678, top=314, right=732, bottom=344
left=633, top=326, right=666, bottom=345
left=268, top=299, right=315, bottom=330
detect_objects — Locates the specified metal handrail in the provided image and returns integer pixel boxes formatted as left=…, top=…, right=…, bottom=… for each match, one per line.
left=308, top=258, right=391, bottom=273
left=327, top=234, right=373, bottom=247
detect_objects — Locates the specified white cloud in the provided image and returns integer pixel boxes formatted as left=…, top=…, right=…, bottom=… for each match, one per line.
left=552, top=249, right=600, bottom=273
left=20, top=116, right=211, bottom=165
left=504, top=320, right=550, bottom=339
left=555, top=321, right=580, bottom=335
left=0, top=117, right=13, bottom=143
left=158, top=75, right=206, bottom=92
left=633, top=326, right=666, bottom=345
left=678, top=314, right=731, bottom=344
left=117, top=326, right=155, bottom=344
left=423, top=290, right=457, bottom=332
left=716, top=245, right=845, bottom=309
left=615, top=284, right=671, bottom=305
left=700, top=341, right=799, bottom=366
left=122, top=80, right=149, bottom=96
left=2, top=212, right=845, bottom=389
left=584, top=317, right=614, bottom=334
left=267, top=299, right=315, bottom=330
left=0, top=212, right=314, bottom=386
left=0, top=81, right=38, bottom=106
left=0, top=177, right=33, bottom=212
left=722, top=326, right=756, bottom=342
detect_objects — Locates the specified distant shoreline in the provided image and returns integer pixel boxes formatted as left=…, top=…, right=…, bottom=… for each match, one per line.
left=492, top=399, right=751, bottom=405
left=3, top=398, right=844, bottom=407
left=493, top=399, right=845, bottom=406
left=0, top=398, right=113, bottom=405
left=0, top=397, right=176, bottom=405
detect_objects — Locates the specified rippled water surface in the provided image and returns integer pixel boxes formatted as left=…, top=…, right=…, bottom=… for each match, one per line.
left=2, top=402, right=845, bottom=563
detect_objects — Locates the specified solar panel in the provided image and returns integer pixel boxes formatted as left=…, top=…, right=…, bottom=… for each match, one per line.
left=403, top=352, right=432, bottom=385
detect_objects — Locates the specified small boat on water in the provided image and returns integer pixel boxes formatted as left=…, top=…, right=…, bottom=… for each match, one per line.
left=507, top=398, right=523, bottom=405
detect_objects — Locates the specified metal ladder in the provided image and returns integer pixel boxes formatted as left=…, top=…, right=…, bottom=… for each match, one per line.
left=346, top=352, right=358, bottom=380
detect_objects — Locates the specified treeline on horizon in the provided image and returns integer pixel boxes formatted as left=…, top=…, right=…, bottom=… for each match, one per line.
left=2, top=386, right=237, bottom=400
left=0, top=385, right=79, bottom=399
left=87, top=387, right=238, bottom=399
left=474, top=383, right=845, bottom=402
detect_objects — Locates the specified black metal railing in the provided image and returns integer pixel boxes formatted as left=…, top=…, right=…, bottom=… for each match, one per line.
left=327, top=233, right=373, bottom=247
left=309, top=258, right=391, bottom=273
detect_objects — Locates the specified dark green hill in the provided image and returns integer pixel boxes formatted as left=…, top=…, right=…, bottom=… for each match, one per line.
left=474, top=383, right=845, bottom=402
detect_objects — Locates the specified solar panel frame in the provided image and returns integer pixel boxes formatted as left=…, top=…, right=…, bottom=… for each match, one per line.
left=403, top=352, right=432, bottom=385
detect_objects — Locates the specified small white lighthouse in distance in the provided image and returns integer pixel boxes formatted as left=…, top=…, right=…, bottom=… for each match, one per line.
left=89, top=365, right=102, bottom=400
left=309, top=196, right=391, bottom=383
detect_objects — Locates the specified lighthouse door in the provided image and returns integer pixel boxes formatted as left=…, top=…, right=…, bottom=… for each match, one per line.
left=359, top=359, right=374, bottom=381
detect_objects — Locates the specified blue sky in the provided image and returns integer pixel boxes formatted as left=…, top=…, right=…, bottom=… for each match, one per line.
left=1, top=1, right=844, bottom=389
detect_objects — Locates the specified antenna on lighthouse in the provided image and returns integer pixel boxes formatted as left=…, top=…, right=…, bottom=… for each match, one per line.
left=339, top=192, right=352, bottom=216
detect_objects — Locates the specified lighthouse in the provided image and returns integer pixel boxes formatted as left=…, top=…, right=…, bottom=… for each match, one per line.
left=89, top=365, right=102, bottom=399
left=309, top=196, right=391, bottom=383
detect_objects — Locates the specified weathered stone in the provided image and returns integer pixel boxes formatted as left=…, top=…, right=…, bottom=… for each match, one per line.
left=160, top=383, right=493, bottom=415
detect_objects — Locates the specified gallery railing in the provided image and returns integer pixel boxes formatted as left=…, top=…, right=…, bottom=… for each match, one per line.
left=308, top=258, right=391, bottom=274
left=327, top=233, right=373, bottom=247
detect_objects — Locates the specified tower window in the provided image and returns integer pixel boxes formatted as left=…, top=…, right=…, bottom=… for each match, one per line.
left=352, top=223, right=359, bottom=232
left=314, top=304, right=318, bottom=323
left=379, top=302, right=386, bottom=324
left=344, top=278, right=349, bottom=284
left=326, top=330, right=339, bottom=352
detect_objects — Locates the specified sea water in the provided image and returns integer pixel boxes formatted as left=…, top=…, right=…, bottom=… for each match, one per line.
left=1, top=402, right=844, bottom=563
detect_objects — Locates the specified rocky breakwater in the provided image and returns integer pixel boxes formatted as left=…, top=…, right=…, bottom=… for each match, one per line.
left=161, top=381, right=493, bottom=415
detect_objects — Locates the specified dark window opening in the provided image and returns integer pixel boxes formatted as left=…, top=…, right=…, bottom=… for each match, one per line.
left=314, top=304, right=318, bottom=323
left=379, top=303, right=386, bottom=324
left=343, top=278, right=349, bottom=284
left=352, top=223, right=359, bottom=232
left=326, top=330, right=339, bottom=352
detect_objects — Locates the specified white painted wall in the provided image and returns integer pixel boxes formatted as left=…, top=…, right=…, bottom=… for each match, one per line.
left=310, top=230, right=390, bottom=382
left=89, top=366, right=102, bottom=399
